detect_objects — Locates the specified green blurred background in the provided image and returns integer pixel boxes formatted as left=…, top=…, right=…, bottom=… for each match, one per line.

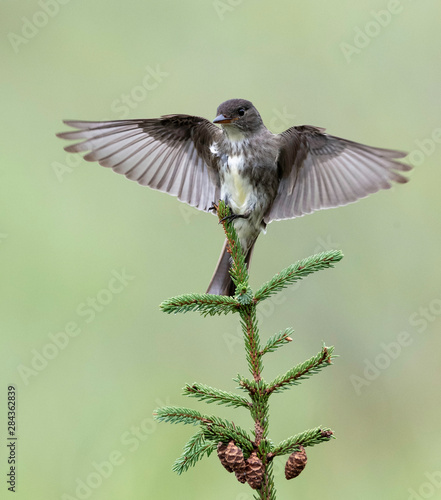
left=1, top=1, right=440, bottom=498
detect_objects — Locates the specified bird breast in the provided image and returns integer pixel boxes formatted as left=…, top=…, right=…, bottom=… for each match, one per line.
left=221, top=154, right=255, bottom=214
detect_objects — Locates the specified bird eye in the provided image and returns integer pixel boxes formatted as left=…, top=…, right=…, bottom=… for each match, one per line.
left=238, top=108, right=245, bottom=116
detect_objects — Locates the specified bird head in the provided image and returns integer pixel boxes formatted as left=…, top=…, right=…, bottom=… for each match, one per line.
left=213, top=99, right=263, bottom=138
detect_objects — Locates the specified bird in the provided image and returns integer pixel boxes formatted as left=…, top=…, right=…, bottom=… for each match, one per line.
left=57, top=98, right=411, bottom=295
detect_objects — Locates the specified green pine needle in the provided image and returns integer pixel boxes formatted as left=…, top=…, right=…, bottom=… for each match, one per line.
left=254, top=250, right=343, bottom=302
left=154, top=407, right=254, bottom=454
left=172, top=432, right=217, bottom=475
left=160, top=293, right=239, bottom=316
left=267, top=345, right=334, bottom=394
left=271, top=426, right=334, bottom=457
left=183, top=382, right=251, bottom=409
left=260, top=328, right=294, bottom=356
left=154, top=406, right=206, bottom=426
left=200, top=415, right=254, bottom=454
left=234, top=374, right=271, bottom=396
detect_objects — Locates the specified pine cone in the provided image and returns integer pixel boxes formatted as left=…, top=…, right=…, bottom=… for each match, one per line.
left=217, top=442, right=234, bottom=472
left=217, top=441, right=246, bottom=473
left=235, top=469, right=247, bottom=484
left=245, top=451, right=264, bottom=490
left=285, top=445, right=307, bottom=480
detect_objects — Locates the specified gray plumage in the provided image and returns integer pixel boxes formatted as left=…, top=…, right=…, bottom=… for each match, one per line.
left=58, top=98, right=411, bottom=295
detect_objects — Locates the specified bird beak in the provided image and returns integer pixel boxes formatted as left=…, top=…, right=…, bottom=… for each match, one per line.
left=213, top=114, right=238, bottom=124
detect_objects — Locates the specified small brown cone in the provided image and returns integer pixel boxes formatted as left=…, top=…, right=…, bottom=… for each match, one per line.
left=235, top=469, right=247, bottom=484
left=285, top=445, right=307, bottom=480
left=217, top=441, right=246, bottom=474
left=217, top=442, right=234, bottom=472
left=245, top=451, right=264, bottom=490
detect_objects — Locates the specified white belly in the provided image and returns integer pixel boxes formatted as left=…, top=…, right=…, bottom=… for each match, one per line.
left=221, top=155, right=256, bottom=215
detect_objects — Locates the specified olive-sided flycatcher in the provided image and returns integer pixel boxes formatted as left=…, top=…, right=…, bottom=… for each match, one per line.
left=58, top=98, right=410, bottom=295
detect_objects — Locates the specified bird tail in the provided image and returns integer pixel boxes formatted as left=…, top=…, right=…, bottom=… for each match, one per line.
left=206, top=239, right=254, bottom=296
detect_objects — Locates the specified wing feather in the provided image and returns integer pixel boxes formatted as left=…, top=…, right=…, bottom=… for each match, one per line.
left=58, top=116, right=222, bottom=212
left=266, top=126, right=411, bottom=222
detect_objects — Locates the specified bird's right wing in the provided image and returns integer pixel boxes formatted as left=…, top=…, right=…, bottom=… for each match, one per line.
left=265, top=125, right=411, bottom=223
left=57, top=115, right=223, bottom=212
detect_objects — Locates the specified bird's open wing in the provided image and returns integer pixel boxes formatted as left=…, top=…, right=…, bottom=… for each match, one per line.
left=265, top=125, right=411, bottom=223
left=57, top=115, right=223, bottom=212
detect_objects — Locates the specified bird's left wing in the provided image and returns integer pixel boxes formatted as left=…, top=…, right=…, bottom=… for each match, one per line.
left=265, top=125, right=411, bottom=223
left=57, top=115, right=223, bottom=212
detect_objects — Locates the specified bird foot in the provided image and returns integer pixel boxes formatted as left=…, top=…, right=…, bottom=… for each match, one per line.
left=219, top=213, right=248, bottom=224
left=210, top=201, right=249, bottom=224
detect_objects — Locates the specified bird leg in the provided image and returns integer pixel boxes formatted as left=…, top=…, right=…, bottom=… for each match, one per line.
left=210, top=201, right=250, bottom=224
left=219, top=212, right=250, bottom=224
left=208, top=202, right=219, bottom=213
